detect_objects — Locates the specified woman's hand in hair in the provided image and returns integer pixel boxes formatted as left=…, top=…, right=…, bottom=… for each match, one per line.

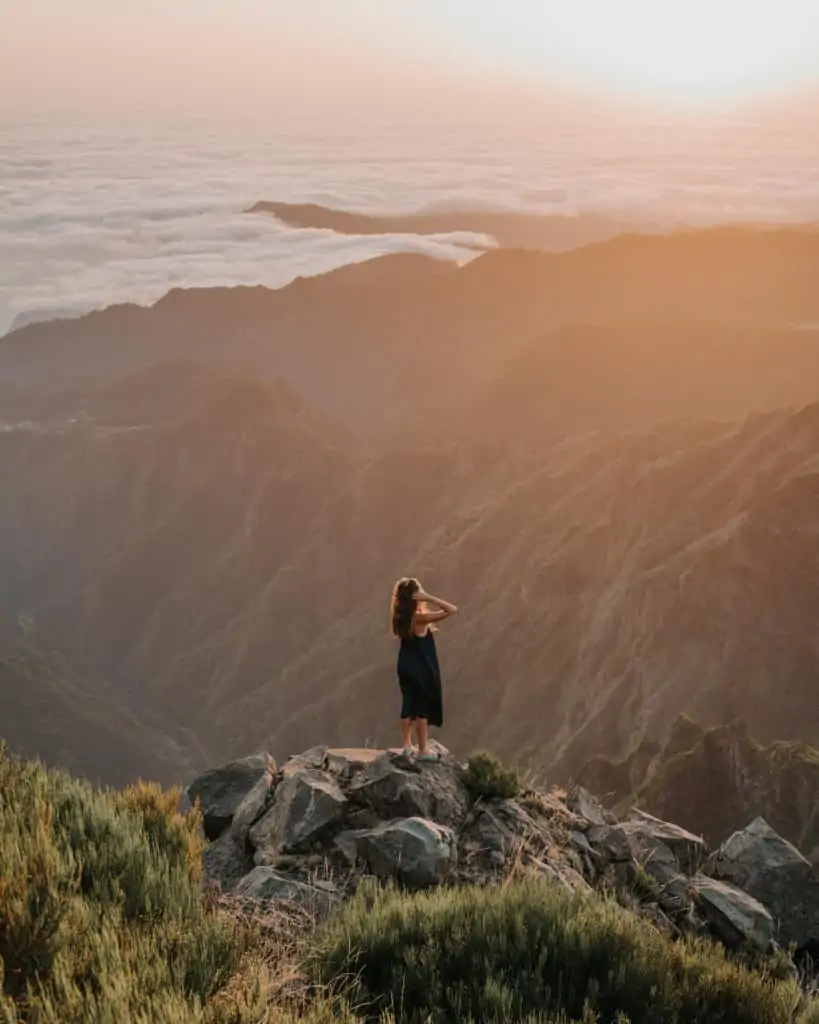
left=415, top=592, right=458, bottom=617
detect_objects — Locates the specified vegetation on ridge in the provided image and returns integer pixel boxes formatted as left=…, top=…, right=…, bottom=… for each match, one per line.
left=0, top=744, right=263, bottom=1022
left=5, top=747, right=819, bottom=1023
left=310, top=879, right=814, bottom=1024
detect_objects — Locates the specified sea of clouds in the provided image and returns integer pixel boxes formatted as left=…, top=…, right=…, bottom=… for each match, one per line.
left=2, top=110, right=819, bottom=335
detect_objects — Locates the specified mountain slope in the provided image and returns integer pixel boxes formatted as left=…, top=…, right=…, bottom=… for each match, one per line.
left=580, top=715, right=819, bottom=857
left=3, top=357, right=819, bottom=783
left=0, top=640, right=193, bottom=786
left=5, top=227, right=819, bottom=432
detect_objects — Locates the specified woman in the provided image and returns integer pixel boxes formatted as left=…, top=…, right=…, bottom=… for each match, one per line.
left=390, top=577, right=457, bottom=761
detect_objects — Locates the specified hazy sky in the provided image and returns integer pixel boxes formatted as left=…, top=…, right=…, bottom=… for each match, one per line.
left=3, top=1, right=819, bottom=116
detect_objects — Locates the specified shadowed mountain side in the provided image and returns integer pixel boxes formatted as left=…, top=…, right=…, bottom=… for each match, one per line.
left=3, top=362, right=819, bottom=783
left=464, top=320, right=819, bottom=442
left=580, top=715, right=819, bottom=857
left=0, top=641, right=194, bottom=786
left=244, top=405, right=819, bottom=777
left=4, top=227, right=819, bottom=432
left=248, top=201, right=655, bottom=251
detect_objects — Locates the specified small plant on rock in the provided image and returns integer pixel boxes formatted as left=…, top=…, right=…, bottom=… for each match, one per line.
left=463, top=751, right=521, bottom=801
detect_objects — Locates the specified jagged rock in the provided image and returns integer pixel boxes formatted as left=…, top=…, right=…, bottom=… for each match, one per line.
left=705, top=817, right=819, bottom=949
left=282, top=746, right=328, bottom=776
left=623, top=810, right=706, bottom=874
left=567, top=785, right=609, bottom=827
left=333, top=829, right=368, bottom=867
left=234, top=866, right=337, bottom=912
left=586, top=824, right=632, bottom=863
left=691, top=875, right=774, bottom=951
left=249, top=768, right=346, bottom=858
left=186, top=753, right=274, bottom=841
left=356, top=817, right=457, bottom=888
left=350, top=752, right=470, bottom=829
left=325, top=748, right=383, bottom=777
left=202, top=832, right=252, bottom=891
left=230, top=766, right=277, bottom=841
left=624, top=830, right=690, bottom=917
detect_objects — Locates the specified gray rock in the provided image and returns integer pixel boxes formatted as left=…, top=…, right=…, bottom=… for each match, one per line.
left=333, top=829, right=368, bottom=867
left=567, top=785, right=609, bottom=827
left=356, top=817, right=457, bottom=888
left=186, top=753, right=274, bottom=841
left=350, top=754, right=470, bottom=829
left=625, top=832, right=690, bottom=916
left=281, top=746, right=328, bottom=777
left=234, top=866, right=336, bottom=913
left=623, top=810, right=706, bottom=875
left=705, top=817, right=819, bottom=949
left=202, top=831, right=252, bottom=891
left=460, top=798, right=560, bottom=876
left=586, top=824, right=632, bottom=863
left=691, top=875, right=774, bottom=951
left=249, top=768, right=346, bottom=857
left=230, top=767, right=276, bottom=841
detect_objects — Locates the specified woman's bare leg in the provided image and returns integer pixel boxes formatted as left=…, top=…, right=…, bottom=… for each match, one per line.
left=415, top=718, right=429, bottom=754
left=400, top=718, right=413, bottom=750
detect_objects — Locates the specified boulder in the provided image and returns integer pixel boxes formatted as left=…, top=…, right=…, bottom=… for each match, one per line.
left=622, top=810, right=706, bottom=874
left=586, top=824, right=632, bottom=863
left=626, top=835, right=690, bottom=917
left=281, top=746, right=328, bottom=777
left=186, top=753, right=274, bottom=841
left=234, top=866, right=337, bottom=913
left=350, top=753, right=470, bottom=829
left=567, top=785, right=609, bottom=827
left=691, top=875, right=774, bottom=951
left=356, top=817, right=457, bottom=888
left=202, top=831, right=252, bottom=891
left=229, top=767, right=276, bottom=841
left=705, top=817, right=819, bottom=949
left=249, top=769, right=346, bottom=858
left=461, top=801, right=529, bottom=872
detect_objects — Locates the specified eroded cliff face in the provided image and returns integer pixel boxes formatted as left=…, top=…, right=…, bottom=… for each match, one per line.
left=581, top=715, right=819, bottom=857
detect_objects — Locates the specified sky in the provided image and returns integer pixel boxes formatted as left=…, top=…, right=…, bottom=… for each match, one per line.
left=3, top=1, right=819, bottom=117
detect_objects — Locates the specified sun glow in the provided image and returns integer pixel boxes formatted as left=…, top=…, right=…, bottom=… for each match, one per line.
left=434, top=0, right=819, bottom=103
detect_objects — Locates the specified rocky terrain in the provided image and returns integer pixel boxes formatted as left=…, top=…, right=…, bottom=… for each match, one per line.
left=581, top=714, right=819, bottom=858
left=192, top=742, right=819, bottom=967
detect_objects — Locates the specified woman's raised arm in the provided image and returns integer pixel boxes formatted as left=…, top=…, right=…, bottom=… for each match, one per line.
left=415, top=589, right=457, bottom=623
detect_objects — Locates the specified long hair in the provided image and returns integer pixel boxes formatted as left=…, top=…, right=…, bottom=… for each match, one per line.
left=390, top=577, right=419, bottom=640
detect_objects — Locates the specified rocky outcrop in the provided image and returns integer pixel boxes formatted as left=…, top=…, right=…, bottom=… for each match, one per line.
left=249, top=769, right=346, bottom=859
left=691, top=876, right=774, bottom=951
left=355, top=818, right=457, bottom=889
left=190, top=743, right=819, bottom=973
left=186, top=754, right=275, bottom=841
left=582, top=716, right=819, bottom=856
left=705, top=817, right=819, bottom=951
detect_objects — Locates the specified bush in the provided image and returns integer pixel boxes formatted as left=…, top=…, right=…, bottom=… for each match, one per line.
left=462, top=751, right=520, bottom=800
left=310, top=878, right=812, bottom=1024
left=0, top=745, right=263, bottom=1023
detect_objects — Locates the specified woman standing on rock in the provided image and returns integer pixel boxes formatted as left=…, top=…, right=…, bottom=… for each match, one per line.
left=390, top=577, right=457, bottom=762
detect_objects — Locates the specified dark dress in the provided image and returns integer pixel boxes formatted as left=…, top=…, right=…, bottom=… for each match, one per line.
left=397, top=630, right=444, bottom=728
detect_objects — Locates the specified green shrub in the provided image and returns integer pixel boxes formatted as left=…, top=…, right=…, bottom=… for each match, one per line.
left=462, top=751, right=521, bottom=800
left=311, top=878, right=811, bottom=1024
left=0, top=745, right=262, bottom=1023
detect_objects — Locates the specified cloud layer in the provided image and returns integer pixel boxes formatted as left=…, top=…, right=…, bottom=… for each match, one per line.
left=3, top=110, right=819, bottom=335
